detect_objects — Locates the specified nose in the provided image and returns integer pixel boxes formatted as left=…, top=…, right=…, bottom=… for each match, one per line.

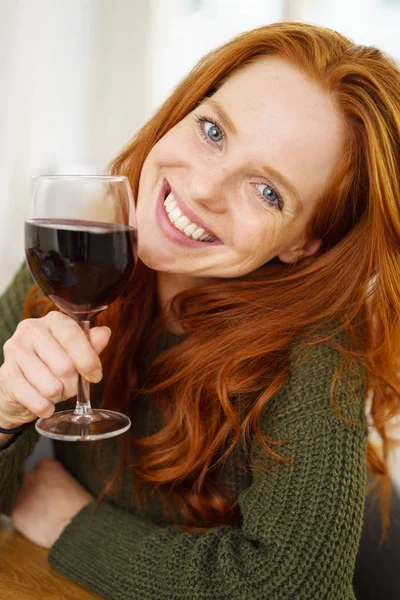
left=188, top=163, right=231, bottom=214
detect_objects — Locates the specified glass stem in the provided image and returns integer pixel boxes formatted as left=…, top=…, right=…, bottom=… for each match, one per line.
left=74, top=319, right=93, bottom=416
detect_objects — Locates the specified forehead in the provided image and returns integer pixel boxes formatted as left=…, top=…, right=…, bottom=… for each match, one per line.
left=209, top=57, right=345, bottom=213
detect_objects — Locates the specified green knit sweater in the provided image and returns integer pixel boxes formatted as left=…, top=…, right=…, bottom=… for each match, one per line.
left=0, top=264, right=368, bottom=600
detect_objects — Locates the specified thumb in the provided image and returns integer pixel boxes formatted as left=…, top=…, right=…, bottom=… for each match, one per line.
left=89, top=326, right=112, bottom=356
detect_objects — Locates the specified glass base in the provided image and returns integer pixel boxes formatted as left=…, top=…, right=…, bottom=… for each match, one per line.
left=35, top=409, right=131, bottom=441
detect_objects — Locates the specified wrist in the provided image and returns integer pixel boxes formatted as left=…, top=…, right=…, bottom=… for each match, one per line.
left=0, top=431, right=16, bottom=449
left=0, top=422, right=34, bottom=449
left=0, top=412, right=27, bottom=432
left=0, top=423, right=30, bottom=434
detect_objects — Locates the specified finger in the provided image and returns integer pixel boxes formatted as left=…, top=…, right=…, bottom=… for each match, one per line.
left=45, top=314, right=107, bottom=383
left=27, top=327, right=78, bottom=399
left=16, top=347, right=64, bottom=404
left=33, top=325, right=111, bottom=381
left=89, top=326, right=112, bottom=357
left=2, top=365, right=55, bottom=421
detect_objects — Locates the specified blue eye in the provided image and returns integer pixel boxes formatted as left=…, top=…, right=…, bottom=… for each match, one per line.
left=255, top=183, right=282, bottom=209
left=196, top=115, right=224, bottom=146
left=204, top=121, right=223, bottom=143
left=195, top=113, right=284, bottom=211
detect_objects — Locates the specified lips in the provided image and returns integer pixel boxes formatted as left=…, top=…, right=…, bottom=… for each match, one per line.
left=155, top=178, right=223, bottom=249
left=163, top=180, right=220, bottom=241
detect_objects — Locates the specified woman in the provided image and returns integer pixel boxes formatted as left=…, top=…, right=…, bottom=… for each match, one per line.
left=0, top=21, right=399, bottom=599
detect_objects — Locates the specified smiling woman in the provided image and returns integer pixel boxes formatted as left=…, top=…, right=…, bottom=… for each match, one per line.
left=1, top=20, right=400, bottom=600
left=136, top=55, right=341, bottom=283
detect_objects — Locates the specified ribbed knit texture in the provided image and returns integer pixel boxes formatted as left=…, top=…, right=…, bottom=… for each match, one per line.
left=0, top=264, right=368, bottom=599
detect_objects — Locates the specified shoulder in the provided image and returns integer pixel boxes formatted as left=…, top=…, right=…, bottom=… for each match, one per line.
left=0, top=262, right=35, bottom=316
left=263, top=322, right=368, bottom=432
left=0, top=263, right=37, bottom=362
left=6, top=262, right=34, bottom=294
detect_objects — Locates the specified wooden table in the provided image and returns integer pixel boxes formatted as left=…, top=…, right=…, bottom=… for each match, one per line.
left=0, top=514, right=101, bottom=599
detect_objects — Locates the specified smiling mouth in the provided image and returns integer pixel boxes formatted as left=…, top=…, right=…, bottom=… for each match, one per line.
left=162, top=183, right=219, bottom=243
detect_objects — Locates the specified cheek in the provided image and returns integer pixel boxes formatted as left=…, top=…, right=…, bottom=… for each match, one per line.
left=151, top=122, right=200, bottom=167
left=233, top=213, right=281, bottom=259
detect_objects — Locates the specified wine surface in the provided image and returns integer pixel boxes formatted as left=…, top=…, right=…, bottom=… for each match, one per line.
left=25, top=218, right=137, bottom=318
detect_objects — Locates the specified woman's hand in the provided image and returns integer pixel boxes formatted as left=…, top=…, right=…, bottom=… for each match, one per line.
left=11, top=458, right=93, bottom=548
left=0, top=311, right=111, bottom=430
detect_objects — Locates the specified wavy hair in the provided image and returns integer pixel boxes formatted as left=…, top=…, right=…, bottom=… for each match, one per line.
left=24, top=22, right=400, bottom=535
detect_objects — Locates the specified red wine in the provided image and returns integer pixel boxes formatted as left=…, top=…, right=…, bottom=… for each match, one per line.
left=25, top=218, right=137, bottom=319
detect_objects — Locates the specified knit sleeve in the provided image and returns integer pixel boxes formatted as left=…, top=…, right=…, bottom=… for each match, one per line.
left=0, top=262, right=36, bottom=365
left=0, top=263, right=40, bottom=512
left=48, top=339, right=368, bottom=600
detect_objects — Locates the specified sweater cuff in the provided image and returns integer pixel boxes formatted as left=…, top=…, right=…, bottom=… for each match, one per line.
left=0, top=424, right=39, bottom=514
left=0, top=422, right=38, bottom=456
left=48, top=501, right=158, bottom=588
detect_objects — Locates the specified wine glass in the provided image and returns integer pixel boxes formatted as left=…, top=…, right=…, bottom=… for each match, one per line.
left=25, top=175, right=137, bottom=441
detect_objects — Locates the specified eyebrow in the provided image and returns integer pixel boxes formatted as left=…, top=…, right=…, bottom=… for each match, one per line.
left=202, top=99, right=238, bottom=136
left=201, top=99, right=303, bottom=212
left=262, top=165, right=303, bottom=213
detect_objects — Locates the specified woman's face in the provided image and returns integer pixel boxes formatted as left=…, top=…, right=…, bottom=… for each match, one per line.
left=135, top=56, right=344, bottom=281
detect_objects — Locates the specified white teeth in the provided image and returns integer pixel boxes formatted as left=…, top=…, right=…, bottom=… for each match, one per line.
left=174, top=216, right=190, bottom=231
left=164, top=190, right=216, bottom=242
left=164, top=192, right=174, bottom=205
left=183, top=223, right=197, bottom=235
left=169, top=207, right=181, bottom=223
left=191, top=228, right=205, bottom=240
left=165, top=200, right=177, bottom=214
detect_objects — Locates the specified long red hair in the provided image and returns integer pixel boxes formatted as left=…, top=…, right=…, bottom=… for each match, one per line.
left=24, top=22, right=400, bottom=534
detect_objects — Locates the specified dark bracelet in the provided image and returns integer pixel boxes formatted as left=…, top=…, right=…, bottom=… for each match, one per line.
left=0, top=423, right=32, bottom=435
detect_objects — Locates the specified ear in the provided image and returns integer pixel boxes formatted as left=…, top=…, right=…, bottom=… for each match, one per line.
left=278, top=237, right=322, bottom=264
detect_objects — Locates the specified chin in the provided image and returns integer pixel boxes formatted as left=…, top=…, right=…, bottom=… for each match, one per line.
left=137, top=244, right=177, bottom=273
left=137, top=249, right=161, bottom=271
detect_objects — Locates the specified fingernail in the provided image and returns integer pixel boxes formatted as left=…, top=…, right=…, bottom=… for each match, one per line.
left=88, top=369, right=103, bottom=383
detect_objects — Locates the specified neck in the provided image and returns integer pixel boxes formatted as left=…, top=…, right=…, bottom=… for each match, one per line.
left=156, top=272, right=211, bottom=334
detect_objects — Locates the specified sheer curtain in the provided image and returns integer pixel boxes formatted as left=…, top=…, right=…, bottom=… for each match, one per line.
left=0, top=0, right=151, bottom=293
